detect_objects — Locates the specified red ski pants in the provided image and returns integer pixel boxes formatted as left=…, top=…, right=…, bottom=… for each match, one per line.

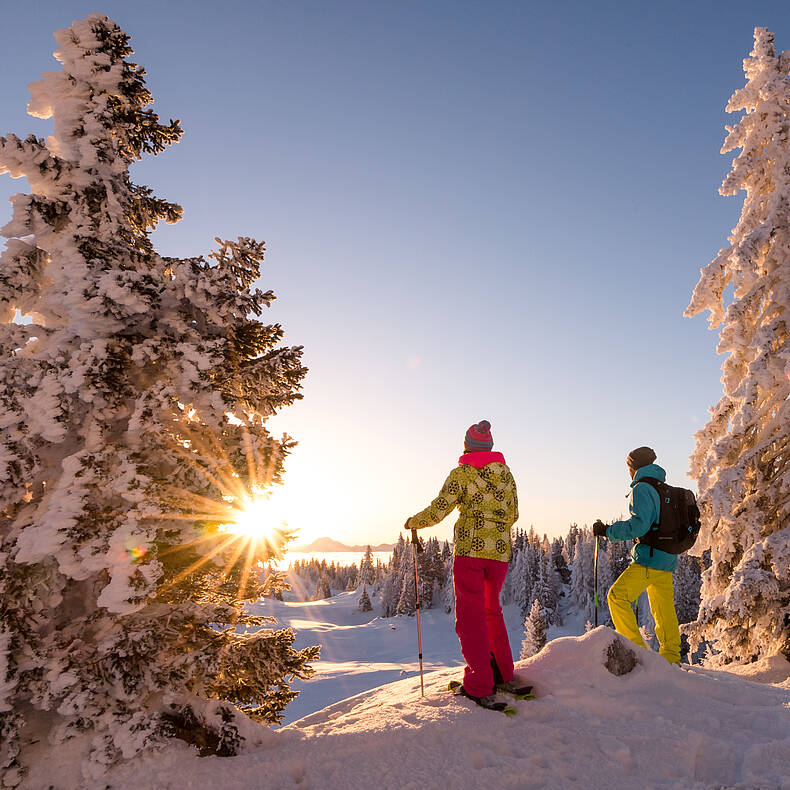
left=453, top=555, right=514, bottom=697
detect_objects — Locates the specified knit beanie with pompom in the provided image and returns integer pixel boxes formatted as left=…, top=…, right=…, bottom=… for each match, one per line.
left=464, top=420, right=493, bottom=452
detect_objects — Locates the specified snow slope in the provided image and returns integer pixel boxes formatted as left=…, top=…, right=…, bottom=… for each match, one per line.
left=98, top=627, right=790, bottom=790
left=246, top=584, right=580, bottom=725
left=247, top=590, right=465, bottom=724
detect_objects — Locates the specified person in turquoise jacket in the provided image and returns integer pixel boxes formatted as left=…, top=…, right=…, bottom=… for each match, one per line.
left=592, top=446, right=681, bottom=664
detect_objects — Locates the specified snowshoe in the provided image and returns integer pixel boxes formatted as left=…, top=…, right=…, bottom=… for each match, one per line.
left=495, top=680, right=536, bottom=700
left=447, top=681, right=516, bottom=716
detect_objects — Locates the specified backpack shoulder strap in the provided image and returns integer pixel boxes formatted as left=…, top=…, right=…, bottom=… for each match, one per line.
left=635, top=476, right=663, bottom=490
left=632, top=478, right=663, bottom=539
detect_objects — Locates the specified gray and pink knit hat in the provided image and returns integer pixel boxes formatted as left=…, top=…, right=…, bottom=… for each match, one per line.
left=464, top=420, right=493, bottom=452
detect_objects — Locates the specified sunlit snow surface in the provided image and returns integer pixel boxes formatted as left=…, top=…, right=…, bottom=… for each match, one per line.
left=94, top=588, right=790, bottom=790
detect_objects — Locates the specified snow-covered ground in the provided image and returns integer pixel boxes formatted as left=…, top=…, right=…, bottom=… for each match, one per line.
left=80, top=587, right=790, bottom=790
left=98, top=623, right=790, bottom=790
left=250, top=581, right=569, bottom=725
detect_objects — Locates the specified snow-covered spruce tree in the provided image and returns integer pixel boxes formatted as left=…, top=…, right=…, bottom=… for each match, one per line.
left=521, top=598, right=547, bottom=658
left=358, top=586, right=372, bottom=613
left=441, top=575, right=455, bottom=614
left=569, top=530, right=594, bottom=620
left=532, top=553, right=558, bottom=625
left=674, top=553, right=702, bottom=625
left=313, top=575, right=331, bottom=600
left=565, top=523, right=580, bottom=566
left=380, top=534, right=406, bottom=617
left=430, top=537, right=448, bottom=589
left=516, top=541, right=540, bottom=617
left=358, top=545, right=374, bottom=588
left=416, top=536, right=436, bottom=609
left=607, top=536, right=632, bottom=581
left=396, top=548, right=417, bottom=616
left=551, top=537, right=571, bottom=585
left=0, top=14, right=318, bottom=783
left=685, top=27, right=790, bottom=663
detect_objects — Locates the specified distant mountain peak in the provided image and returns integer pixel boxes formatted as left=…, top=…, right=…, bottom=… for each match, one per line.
left=290, top=536, right=395, bottom=553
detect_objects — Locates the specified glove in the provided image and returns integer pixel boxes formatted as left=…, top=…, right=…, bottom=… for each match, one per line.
left=592, top=520, right=608, bottom=537
left=404, top=517, right=411, bottom=530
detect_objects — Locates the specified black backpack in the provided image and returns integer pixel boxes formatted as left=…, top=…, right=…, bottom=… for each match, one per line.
left=635, top=477, right=701, bottom=555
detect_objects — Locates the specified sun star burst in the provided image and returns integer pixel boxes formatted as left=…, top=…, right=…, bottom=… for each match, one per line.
left=219, top=487, right=287, bottom=551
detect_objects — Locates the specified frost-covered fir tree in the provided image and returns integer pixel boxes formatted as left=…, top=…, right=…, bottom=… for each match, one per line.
left=397, top=548, right=417, bottom=616
left=607, top=536, right=632, bottom=581
left=0, top=15, right=318, bottom=784
left=566, top=523, right=581, bottom=566
left=313, top=575, right=332, bottom=600
left=358, top=545, right=374, bottom=588
left=521, top=598, right=547, bottom=658
left=570, top=530, right=595, bottom=619
left=551, top=536, right=571, bottom=585
left=674, top=553, right=702, bottom=625
left=415, top=536, right=443, bottom=610
left=441, top=539, right=452, bottom=563
left=441, top=574, right=455, bottom=613
left=685, top=27, right=790, bottom=663
left=424, top=536, right=446, bottom=590
left=594, top=540, right=616, bottom=621
left=532, top=553, right=558, bottom=625
left=358, top=586, right=372, bottom=612
left=379, top=534, right=406, bottom=617
left=517, top=541, right=540, bottom=617
left=380, top=568, right=401, bottom=617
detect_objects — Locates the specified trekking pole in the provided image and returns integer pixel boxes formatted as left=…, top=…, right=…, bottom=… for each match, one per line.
left=631, top=541, right=639, bottom=627
left=593, top=535, right=599, bottom=627
left=411, top=527, right=425, bottom=697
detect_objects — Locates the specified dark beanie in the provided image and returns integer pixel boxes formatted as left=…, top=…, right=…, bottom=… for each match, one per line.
left=465, top=420, right=493, bottom=452
left=627, top=446, right=657, bottom=470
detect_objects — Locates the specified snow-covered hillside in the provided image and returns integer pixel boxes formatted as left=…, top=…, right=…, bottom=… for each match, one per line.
left=65, top=624, right=790, bottom=790
left=245, top=585, right=554, bottom=724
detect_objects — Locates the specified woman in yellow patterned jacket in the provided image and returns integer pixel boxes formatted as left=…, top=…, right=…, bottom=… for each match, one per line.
left=406, top=420, right=524, bottom=707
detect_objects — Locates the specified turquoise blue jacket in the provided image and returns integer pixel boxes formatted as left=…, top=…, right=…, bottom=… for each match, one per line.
left=605, top=463, right=677, bottom=572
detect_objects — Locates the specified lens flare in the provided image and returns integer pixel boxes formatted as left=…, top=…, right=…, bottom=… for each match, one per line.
left=127, top=545, right=147, bottom=562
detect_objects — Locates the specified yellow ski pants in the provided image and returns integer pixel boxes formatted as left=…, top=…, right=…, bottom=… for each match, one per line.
left=607, top=562, right=681, bottom=665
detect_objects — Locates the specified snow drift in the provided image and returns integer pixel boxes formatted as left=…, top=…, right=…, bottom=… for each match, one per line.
left=89, top=628, right=790, bottom=790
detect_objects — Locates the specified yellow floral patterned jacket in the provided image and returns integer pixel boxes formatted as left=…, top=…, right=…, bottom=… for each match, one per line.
left=407, top=451, right=518, bottom=562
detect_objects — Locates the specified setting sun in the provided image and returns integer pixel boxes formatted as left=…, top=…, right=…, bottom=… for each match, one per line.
left=219, top=487, right=287, bottom=550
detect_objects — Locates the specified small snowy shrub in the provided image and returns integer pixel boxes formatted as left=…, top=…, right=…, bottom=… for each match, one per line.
left=604, top=637, right=637, bottom=676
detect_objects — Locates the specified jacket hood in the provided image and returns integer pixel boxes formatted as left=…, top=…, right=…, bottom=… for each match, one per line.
left=631, top=463, right=666, bottom=487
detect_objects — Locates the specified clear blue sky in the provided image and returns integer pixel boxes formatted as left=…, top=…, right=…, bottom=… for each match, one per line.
left=2, top=1, right=788, bottom=545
